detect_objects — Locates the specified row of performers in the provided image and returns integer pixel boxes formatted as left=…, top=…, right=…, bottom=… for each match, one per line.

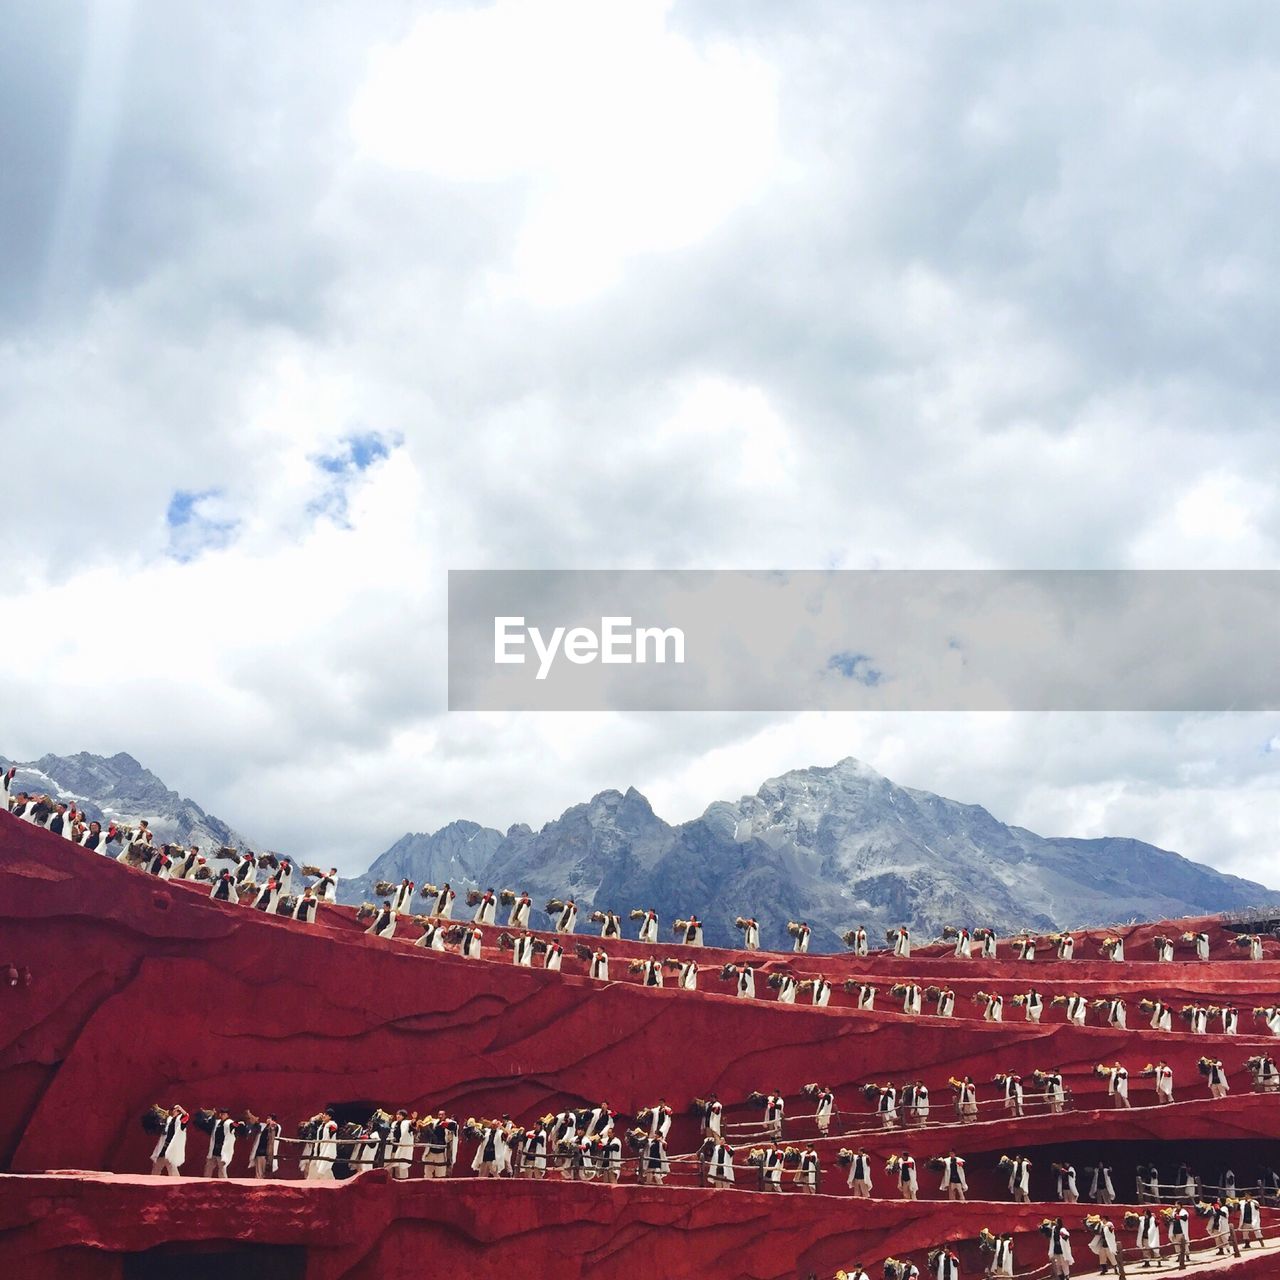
left=837, top=1203, right=1267, bottom=1280
left=142, top=1093, right=1280, bottom=1205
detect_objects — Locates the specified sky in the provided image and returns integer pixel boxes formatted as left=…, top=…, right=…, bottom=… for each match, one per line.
left=1, top=0, right=1276, bottom=883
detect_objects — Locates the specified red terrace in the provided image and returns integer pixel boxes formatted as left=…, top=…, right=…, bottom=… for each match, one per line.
left=3, top=816, right=1280, bottom=1279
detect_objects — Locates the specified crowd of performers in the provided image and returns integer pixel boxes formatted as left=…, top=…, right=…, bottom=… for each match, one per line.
left=5, top=773, right=1277, bottom=978
left=140, top=1092, right=1275, bottom=1276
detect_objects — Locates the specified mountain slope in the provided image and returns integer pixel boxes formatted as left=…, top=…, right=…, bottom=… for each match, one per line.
left=349, top=757, right=1274, bottom=949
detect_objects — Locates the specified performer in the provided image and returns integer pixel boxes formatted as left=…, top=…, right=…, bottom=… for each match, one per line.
left=876, top=1084, right=898, bottom=1128
left=1205, top=1200, right=1231, bottom=1255
left=1247, top=934, right=1265, bottom=960
left=760, top=1143, right=784, bottom=1192
left=794, top=1143, right=820, bottom=1193
left=1007, top=1154, right=1031, bottom=1202
left=313, top=868, right=339, bottom=903
left=508, top=891, right=532, bottom=929
left=596, top=909, right=622, bottom=939
left=588, top=949, right=609, bottom=981
left=763, top=1091, right=785, bottom=1138
left=646, top=1101, right=674, bottom=1142
left=1014, top=935, right=1037, bottom=961
left=203, top=1108, right=237, bottom=1179
left=554, top=897, right=578, bottom=934
left=735, top=964, right=756, bottom=1000
left=378, top=1110, right=410, bottom=1179
left=1039, top=1068, right=1065, bottom=1115
left=1055, top=1161, right=1078, bottom=1203
left=471, top=1122, right=508, bottom=1178
left=902, top=982, right=923, bottom=1016
left=951, top=927, right=971, bottom=958
left=1056, top=932, right=1075, bottom=960
left=939, top=1151, right=967, bottom=1200
left=248, top=1113, right=280, bottom=1179
left=0, top=766, right=13, bottom=811
left=977, top=929, right=998, bottom=959
left=853, top=982, right=875, bottom=1010
left=892, top=1151, right=918, bottom=1200
left=1186, top=930, right=1210, bottom=961
left=1237, top=1194, right=1263, bottom=1246
left=1085, top=1216, right=1116, bottom=1273
left=639, top=956, right=663, bottom=987
left=1045, top=1222, right=1073, bottom=1280
left=461, top=926, right=483, bottom=959
left=1089, top=1161, right=1115, bottom=1204
left=1219, top=1005, right=1239, bottom=1035
left=414, top=917, right=445, bottom=950
left=1021, top=988, right=1044, bottom=1023
left=1187, top=1004, right=1209, bottom=1035
left=234, top=851, right=258, bottom=889
left=149, top=1104, right=189, bottom=1177
left=1103, top=935, right=1125, bottom=961
left=304, top=1112, right=340, bottom=1180
left=813, top=1086, right=835, bottom=1136
left=679, top=915, right=704, bottom=947
left=776, top=974, right=798, bottom=1004
left=422, top=1113, right=458, bottom=1179
left=699, top=1095, right=723, bottom=1138
left=1102, top=1063, right=1131, bottom=1109
left=1205, top=1057, right=1230, bottom=1098
left=931, top=1249, right=960, bottom=1280
left=889, top=926, right=911, bottom=958
left=366, top=901, right=396, bottom=938
left=391, top=879, right=416, bottom=914
left=209, top=869, right=239, bottom=903
left=989, top=1234, right=1014, bottom=1278
left=907, top=1081, right=930, bottom=1125
left=849, top=926, right=868, bottom=956
left=637, top=909, right=659, bottom=944
left=472, top=888, right=496, bottom=924
left=431, top=882, right=456, bottom=918
left=641, top=1135, right=670, bottom=1186
left=981, top=991, right=1004, bottom=1022
left=792, top=921, right=811, bottom=954
left=1064, top=993, right=1088, bottom=1027
left=934, top=987, right=956, bottom=1018
left=999, top=1073, right=1024, bottom=1118
left=1134, top=1207, right=1160, bottom=1266
left=706, top=1136, right=735, bottom=1188
left=812, top=976, right=832, bottom=1007
left=512, top=932, right=535, bottom=966
left=596, top=1131, right=623, bottom=1184
left=1104, top=996, right=1126, bottom=1029
left=846, top=1147, right=873, bottom=1197
left=275, top=857, right=293, bottom=898
left=1168, top=1204, right=1192, bottom=1265
left=952, top=1076, right=978, bottom=1123
left=739, top=917, right=761, bottom=950
left=677, top=958, right=698, bottom=991
left=251, top=877, right=281, bottom=914
left=1153, top=1061, right=1175, bottom=1104
left=1146, top=999, right=1173, bottom=1032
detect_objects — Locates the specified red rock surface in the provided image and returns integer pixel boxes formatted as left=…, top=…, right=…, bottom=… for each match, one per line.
left=2, top=814, right=1278, bottom=1278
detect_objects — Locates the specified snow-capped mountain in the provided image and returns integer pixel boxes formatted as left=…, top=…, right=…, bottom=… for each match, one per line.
left=0, top=751, right=248, bottom=852
left=348, top=757, right=1274, bottom=950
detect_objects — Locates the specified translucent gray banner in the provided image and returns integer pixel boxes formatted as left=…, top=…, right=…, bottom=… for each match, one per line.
left=447, top=570, right=1280, bottom=711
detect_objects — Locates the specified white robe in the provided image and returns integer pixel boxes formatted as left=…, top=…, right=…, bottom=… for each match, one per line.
left=983, top=996, right=1003, bottom=1022
left=939, top=1157, right=967, bottom=1191
left=249, top=1122, right=280, bottom=1174
left=1136, top=1216, right=1160, bottom=1249
left=736, top=968, right=755, bottom=999
left=793, top=928, right=810, bottom=953
left=812, top=979, right=831, bottom=1007
left=414, top=923, right=445, bottom=950
left=316, top=873, right=338, bottom=903
left=953, top=932, right=971, bottom=958
left=851, top=930, right=868, bottom=956
left=391, top=884, right=415, bottom=914
left=471, top=1126, right=508, bottom=1176
left=1057, top=936, right=1074, bottom=959
left=473, top=894, right=496, bottom=924
left=638, top=913, right=658, bottom=943
left=462, top=929, right=482, bottom=959
left=432, top=887, right=454, bottom=918
left=555, top=903, right=578, bottom=934
left=544, top=945, right=562, bottom=971
left=589, top=953, right=609, bottom=980
left=207, top=1119, right=236, bottom=1170
left=1107, top=1000, right=1127, bottom=1029
left=902, top=986, right=922, bottom=1016
left=936, top=992, right=955, bottom=1018
left=151, top=1113, right=188, bottom=1171
left=778, top=977, right=797, bottom=1004
left=707, top=1144, right=735, bottom=1184
left=741, top=921, right=760, bottom=950
left=678, top=961, right=697, bottom=991
left=509, top=899, right=531, bottom=928
left=1023, top=993, right=1043, bottom=1023
left=683, top=922, right=704, bottom=947
left=846, top=1153, right=873, bottom=1191
left=388, top=1119, right=415, bottom=1172
left=892, top=929, right=911, bottom=957
left=366, top=908, right=396, bottom=938
left=1108, top=1069, right=1129, bottom=1100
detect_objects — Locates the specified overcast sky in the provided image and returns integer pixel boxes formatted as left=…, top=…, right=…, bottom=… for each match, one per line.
left=1, top=1, right=1276, bottom=883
